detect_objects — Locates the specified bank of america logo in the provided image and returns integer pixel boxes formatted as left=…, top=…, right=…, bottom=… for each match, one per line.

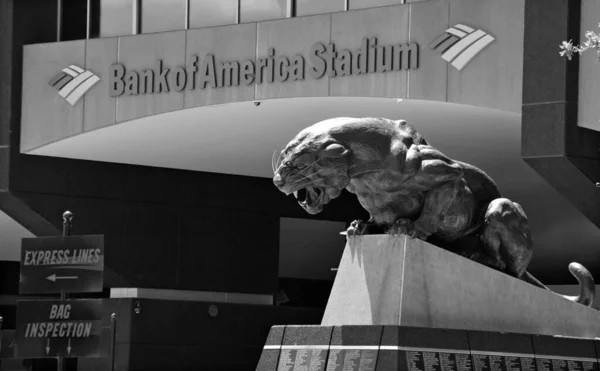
left=429, top=24, right=495, bottom=71
left=48, top=65, right=100, bottom=106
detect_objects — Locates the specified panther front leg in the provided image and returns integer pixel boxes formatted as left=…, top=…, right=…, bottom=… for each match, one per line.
left=392, top=179, right=477, bottom=241
left=478, top=198, right=533, bottom=278
left=388, top=218, right=421, bottom=238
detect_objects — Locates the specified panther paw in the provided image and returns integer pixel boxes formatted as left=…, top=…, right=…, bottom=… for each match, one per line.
left=411, top=223, right=433, bottom=240
left=388, top=219, right=414, bottom=237
left=388, top=219, right=432, bottom=240
left=346, top=219, right=368, bottom=237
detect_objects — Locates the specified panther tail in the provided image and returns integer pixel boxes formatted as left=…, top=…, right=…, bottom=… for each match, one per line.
left=521, top=262, right=595, bottom=307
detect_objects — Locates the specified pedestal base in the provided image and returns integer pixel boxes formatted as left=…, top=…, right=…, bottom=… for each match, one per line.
left=255, top=325, right=600, bottom=371
left=322, top=234, right=600, bottom=338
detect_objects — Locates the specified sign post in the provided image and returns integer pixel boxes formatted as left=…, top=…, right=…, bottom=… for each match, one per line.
left=11, top=211, right=114, bottom=371
left=58, top=211, right=71, bottom=371
left=15, top=299, right=109, bottom=359
left=19, top=213, right=104, bottom=295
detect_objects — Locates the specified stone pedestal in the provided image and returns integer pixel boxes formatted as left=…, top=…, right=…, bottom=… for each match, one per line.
left=255, top=234, right=600, bottom=371
left=322, top=234, right=600, bottom=338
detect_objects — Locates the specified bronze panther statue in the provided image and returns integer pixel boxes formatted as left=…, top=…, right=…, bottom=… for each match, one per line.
left=273, top=117, right=595, bottom=306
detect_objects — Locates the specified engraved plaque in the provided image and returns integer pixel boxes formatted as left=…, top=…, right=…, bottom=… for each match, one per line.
left=278, top=348, right=328, bottom=371
left=326, top=348, right=378, bottom=371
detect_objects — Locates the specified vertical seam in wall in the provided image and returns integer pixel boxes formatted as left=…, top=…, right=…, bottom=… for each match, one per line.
left=465, top=331, right=472, bottom=358
left=115, top=37, right=120, bottom=125
left=175, top=209, right=181, bottom=286
left=397, top=235, right=407, bottom=325
left=528, top=334, right=536, bottom=360
left=182, top=30, right=188, bottom=110
left=407, top=4, right=411, bottom=99
left=328, top=13, right=332, bottom=97
left=274, top=326, right=288, bottom=367
left=254, top=22, right=259, bottom=101
left=122, top=203, right=129, bottom=279
left=82, top=40, right=87, bottom=134
left=445, top=1, right=450, bottom=103
left=593, top=331, right=600, bottom=364
left=371, top=327, right=385, bottom=370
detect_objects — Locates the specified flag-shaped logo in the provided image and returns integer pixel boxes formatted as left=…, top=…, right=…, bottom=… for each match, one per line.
left=49, top=65, right=100, bottom=106
left=429, top=24, right=495, bottom=71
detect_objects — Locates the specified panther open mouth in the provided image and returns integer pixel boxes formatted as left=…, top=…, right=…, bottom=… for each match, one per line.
left=293, top=186, right=325, bottom=214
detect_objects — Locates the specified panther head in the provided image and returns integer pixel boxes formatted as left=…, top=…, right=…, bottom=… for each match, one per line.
left=272, top=130, right=351, bottom=214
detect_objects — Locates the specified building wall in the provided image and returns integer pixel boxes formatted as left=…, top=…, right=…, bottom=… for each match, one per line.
left=2, top=0, right=368, bottom=295
left=19, top=0, right=525, bottom=153
left=9, top=0, right=594, bottom=296
left=522, top=0, right=600, bottom=235
left=578, top=0, right=600, bottom=131
left=6, top=0, right=527, bottom=295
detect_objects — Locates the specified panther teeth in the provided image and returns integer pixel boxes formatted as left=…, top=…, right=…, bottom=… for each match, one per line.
left=293, top=191, right=298, bottom=198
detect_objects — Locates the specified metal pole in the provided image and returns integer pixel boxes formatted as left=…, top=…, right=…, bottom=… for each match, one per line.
left=86, top=0, right=91, bottom=39
left=0, top=316, right=4, bottom=356
left=184, top=0, right=190, bottom=30
left=132, top=0, right=139, bottom=35
left=62, top=211, right=73, bottom=237
left=110, top=313, right=117, bottom=371
left=57, top=0, right=63, bottom=42
left=57, top=211, right=73, bottom=371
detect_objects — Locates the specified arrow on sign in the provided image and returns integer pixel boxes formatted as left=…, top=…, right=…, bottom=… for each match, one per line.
left=46, top=274, right=78, bottom=282
left=67, top=338, right=71, bottom=355
left=46, top=339, right=50, bottom=355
